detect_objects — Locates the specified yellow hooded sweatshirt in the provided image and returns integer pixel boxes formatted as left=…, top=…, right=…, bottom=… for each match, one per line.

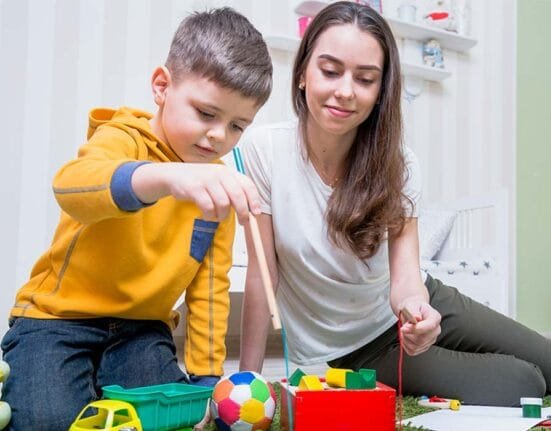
left=10, top=107, right=234, bottom=376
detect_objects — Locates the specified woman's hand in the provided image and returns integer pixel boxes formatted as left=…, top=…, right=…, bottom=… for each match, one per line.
left=388, top=217, right=442, bottom=355
left=398, top=297, right=441, bottom=356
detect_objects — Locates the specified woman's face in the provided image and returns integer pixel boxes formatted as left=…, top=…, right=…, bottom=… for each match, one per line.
left=301, top=23, right=384, bottom=138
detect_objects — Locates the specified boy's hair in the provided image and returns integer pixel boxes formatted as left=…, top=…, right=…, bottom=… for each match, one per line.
left=166, top=7, right=272, bottom=106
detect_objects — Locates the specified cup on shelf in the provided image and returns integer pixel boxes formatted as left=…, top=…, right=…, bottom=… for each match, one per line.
left=397, top=3, right=417, bottom=23
left=298, top=16, right=313, bottom=38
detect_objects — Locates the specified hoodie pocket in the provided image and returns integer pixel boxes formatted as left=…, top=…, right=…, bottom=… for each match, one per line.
left=190, top=219, right=219, bottom=263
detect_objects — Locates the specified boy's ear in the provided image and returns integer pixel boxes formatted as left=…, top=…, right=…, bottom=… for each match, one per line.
left=151, top=66, right=172, bottom=106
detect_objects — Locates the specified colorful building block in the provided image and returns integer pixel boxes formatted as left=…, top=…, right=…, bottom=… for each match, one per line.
left=288, top=368, right=306, bottom=387
left=298, top=375, right=324, bottom=391
left=358, top=368, right=377, bottom=389
left=345, top=372, right=371, bottom=389
left=325, top=367, right=377, bottom=390
left=325, top=368, right=353, bottom=388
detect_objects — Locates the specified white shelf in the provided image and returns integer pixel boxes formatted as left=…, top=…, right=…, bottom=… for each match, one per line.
left=283, top=1, right=478, bottom=90
left=385, top=17, right=476, bottom=53
left=265, top=35, right=452, bottom=83
left=401, top=62, right=451, bottom=81
left=293, top=1, right=477, bottom=53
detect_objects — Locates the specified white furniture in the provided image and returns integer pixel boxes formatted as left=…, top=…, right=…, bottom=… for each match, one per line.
left=419, top=189, right=512, bottom=316
left=266, top=1, right=477, bottom=85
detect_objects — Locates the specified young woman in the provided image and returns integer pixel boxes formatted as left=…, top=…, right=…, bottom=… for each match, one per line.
left=238, top=1, right=551, bottom=406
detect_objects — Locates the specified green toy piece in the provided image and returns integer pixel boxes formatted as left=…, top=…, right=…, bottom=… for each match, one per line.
left=358, top=368, right=377, bottom=389
left=345, top=369, right=377, bottom=390
left=345, top=372, right=368, bottom=389
left=289, top=368, right=307, bottom=387
left=102, top=383, right=212, bottom=431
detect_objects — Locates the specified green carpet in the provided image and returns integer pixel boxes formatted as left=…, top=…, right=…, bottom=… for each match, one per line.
left=204, top=386, right=551, bottom=431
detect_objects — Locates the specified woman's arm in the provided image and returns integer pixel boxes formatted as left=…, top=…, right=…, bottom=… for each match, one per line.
left=239, top=213, right=279, bottom=373
left=388, top=217, right=441, bottom=356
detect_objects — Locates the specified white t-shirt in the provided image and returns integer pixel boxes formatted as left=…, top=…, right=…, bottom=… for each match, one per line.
left=241, top=122, right=422, bottom=364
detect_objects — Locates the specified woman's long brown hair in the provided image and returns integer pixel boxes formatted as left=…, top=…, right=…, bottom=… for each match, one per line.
left=292, top=1, right=412, bottom=260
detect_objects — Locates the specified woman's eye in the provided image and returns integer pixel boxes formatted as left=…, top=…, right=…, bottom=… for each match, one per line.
left=322, top=69, right=339, bottom=77
left=358, top=78, right=375, bottom=85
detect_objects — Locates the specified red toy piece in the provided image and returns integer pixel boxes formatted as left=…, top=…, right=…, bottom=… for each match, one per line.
left=536, top=418, right=551, bottom=428
left=426, top=11, right=449, bottom=21
left=280, top=381, right=396, bottom=431
left=418, top=395, right=461, bottom=411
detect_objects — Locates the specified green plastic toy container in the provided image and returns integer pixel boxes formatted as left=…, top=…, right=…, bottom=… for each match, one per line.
left=102, top=383, right=212, bottom=431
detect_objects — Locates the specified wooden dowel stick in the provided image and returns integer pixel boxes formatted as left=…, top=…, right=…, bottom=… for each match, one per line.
left=400, top=307, right=418, bottom=324
left=248, top=214, right=282, bottom=330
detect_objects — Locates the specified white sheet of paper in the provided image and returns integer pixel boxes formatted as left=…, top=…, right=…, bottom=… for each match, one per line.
left=402, top=405, right=551, bottom=431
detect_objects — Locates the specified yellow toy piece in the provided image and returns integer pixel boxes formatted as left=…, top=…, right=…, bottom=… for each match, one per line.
left=449, top=399, right=461, bottom=411
left=69, top=399, right=143, bottom=431
left=325, top=368, right=353, bottom=388
left=298, top=375, right=324, bottom=391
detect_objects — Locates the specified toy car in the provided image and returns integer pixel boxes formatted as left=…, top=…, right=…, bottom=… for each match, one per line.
left=69, top=383, right=211, bottom=431
left=69, top=399, right=142, bottom=431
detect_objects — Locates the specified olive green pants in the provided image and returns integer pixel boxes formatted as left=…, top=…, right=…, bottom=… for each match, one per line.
left=328, top=275, right=551, bottom=406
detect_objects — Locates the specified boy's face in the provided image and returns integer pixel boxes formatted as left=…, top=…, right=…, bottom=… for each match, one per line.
left=150, top=68, right=260, bottom=162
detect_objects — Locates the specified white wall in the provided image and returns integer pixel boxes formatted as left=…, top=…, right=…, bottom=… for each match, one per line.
left=0, top=0, right=516, bottom=336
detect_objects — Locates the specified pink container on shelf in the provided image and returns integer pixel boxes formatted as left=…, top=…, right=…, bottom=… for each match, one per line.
left=298, top=16, right=313, bottom=37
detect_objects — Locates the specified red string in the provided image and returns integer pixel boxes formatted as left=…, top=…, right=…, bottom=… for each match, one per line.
left=397, top=313, right=405, bottom=431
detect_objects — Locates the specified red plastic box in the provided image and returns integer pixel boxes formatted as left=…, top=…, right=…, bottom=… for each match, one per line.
left=280, top=381, right=396, bottom=431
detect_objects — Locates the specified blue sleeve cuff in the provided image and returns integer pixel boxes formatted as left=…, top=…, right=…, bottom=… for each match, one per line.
left=110, top=161, right=155, bottom=211
left=188, top=375, right=220, bottom=387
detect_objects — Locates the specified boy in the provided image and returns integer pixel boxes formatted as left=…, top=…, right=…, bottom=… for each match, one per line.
left=1, top=7, right=272, bottom=430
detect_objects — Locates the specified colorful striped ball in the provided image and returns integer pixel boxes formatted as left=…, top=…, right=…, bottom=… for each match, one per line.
left=210, top=371, right=276, bottom=431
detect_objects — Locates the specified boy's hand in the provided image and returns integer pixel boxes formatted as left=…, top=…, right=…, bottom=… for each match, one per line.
left=398, top=298, right=441, bottom=356
left=132, top=163, right=261, bottom=224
